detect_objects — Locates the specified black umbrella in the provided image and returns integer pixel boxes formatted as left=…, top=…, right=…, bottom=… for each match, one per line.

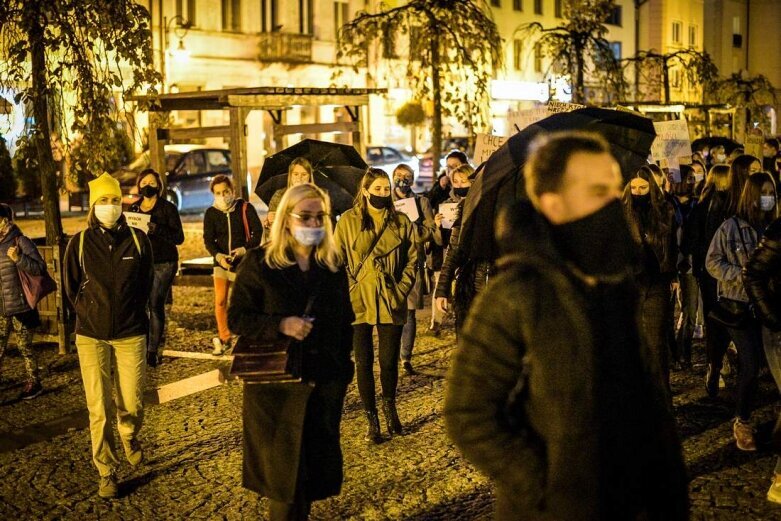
left=258, top=139, right=367, bottom=188
left=255, top=171, right=356, bottom=215
left=691, top=136, right=741, bottom=155
left=460, top=107, right=656, bottom=263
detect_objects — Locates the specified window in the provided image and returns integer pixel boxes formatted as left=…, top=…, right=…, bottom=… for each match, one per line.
left=688, top=25, right=697, bottom=48
left=513, top=0, right=522, bottom=11
left=732, top=16, right=742, bottom=48
left=609, top=41, right=622, bottom=60
left=534, top=0, right=542, bottom=15
left=222, top=0, right=241, bottom=31
left=261, top=0, right=279, bottom=32
left=299, top=0, right=314, bottom=34
left=671, top=21, right=682, bottom=45
left=334, top=0, right=349, bottom=41
left=555, top=0, right=562, bottom=18
left=513, top=39, right=523, bottom=71
left=176, top=0, right=196, bottom=26
left=670, top=68, right=682, bottom=90
left=534, top=43, right=543, bottom=73
left=206, top=151, right=230, bottom=170
left=491, top=0, right=500, bottom=6
left=605, top=6, right=622, bottom=26
left=382, top=31, right=397, bottom=59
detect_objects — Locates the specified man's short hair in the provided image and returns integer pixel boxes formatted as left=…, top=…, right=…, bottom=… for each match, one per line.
left=446, top=150, right=468, bottom=165
left=765, top=138, right=780, bottom=151
left=524, top=131, right=611, bottom=208
left=210, top=174, right=233, bottom=193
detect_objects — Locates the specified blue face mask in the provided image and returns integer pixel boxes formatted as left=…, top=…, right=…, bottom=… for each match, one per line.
left=761, top=195, right=776, bottom=212
left=292, top=225, right=325, bottom=247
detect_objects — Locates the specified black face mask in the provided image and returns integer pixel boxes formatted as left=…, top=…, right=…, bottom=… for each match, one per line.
left=141, top=185, right=159, bottom=198
left=631, top=193, right=650, bottom=210
left=395, top=179, right=412, bottom=194
left=453, top=187, right=469, bottom=198
left=368, top=194, right=393, bottom=210
left=550, top=199, right=637, bottom=278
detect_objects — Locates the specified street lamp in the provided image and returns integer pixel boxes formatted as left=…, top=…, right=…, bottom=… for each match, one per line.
left=161, top=15, right=192, bottom=93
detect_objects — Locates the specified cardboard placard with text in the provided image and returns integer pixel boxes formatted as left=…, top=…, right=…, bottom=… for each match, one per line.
left=438, top=202, right=459, bottom=230
left=651, top=119, right=692, bottom=162
left=124, top=212, right=151, bottom=233
left=394, top=197, right=420, bottom=223
left=472, top=133, right=508, bottom=165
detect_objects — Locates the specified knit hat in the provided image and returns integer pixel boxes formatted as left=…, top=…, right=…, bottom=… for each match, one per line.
left=0, top=203, right=13, bottom=221
left=88, top=173, right=122, bottom=207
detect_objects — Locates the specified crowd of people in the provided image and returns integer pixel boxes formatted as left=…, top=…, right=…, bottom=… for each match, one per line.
left=4, top=131, right=781, bottom=519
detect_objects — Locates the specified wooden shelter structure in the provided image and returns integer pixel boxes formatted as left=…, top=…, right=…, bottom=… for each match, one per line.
left=130, top=86, right=386, bottom=199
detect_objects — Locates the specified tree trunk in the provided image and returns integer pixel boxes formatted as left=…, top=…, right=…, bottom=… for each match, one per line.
left=27, top=11, right=63, bottom=246
left=662, top=59, right=670, bottom=104
left=574, top=42, right=585, bottom=104
left=430, top=27, right=443, bottom=175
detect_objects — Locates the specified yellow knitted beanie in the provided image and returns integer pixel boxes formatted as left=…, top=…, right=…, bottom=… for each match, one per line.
left=88, top=173, right=122, bottom=207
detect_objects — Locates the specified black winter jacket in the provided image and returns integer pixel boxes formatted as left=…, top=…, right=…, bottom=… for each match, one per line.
left=745, top=217, right=781, bottom=330
left=64, top=218, right=153, bottom=340
left=129, top=197, right=184, bottom=263
left=203, top=199, right=262, bottom=269
left=444, top=209, right=688, bottom=521
left=0, top=225, right=46, bottom=317
left=686, top=189, right=728, bottom=278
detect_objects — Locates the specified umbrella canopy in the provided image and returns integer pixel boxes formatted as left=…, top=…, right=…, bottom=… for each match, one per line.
left=460, top=107, right=656, bottom=263
left=255, top=171, right=356, bottom=215
left=691, top=136, right=741, bottom=155
left=258, top=139, right=367, bottom=188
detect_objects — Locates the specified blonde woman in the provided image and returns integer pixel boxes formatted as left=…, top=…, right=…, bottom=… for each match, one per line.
left=265, top=157, right=314, bottom=228
left=228, top=183, right=354, bottom=521
left=335, top=168, right=417, bottom=443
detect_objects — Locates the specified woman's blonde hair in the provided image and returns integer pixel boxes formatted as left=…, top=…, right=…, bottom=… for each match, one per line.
left=287, top=157, right=314, bottom=188
left=265, top=183, right=342, bottom=272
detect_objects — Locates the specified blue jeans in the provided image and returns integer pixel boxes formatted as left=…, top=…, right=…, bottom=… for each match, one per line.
left=401, top=309, right=416, bottom=362
left=728, top=321, right=763, bottom=421
left=149, top=261, right=178, bottom=353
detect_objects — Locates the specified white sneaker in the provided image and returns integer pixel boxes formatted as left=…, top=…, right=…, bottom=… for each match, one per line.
left=212, top=337, right=225, bottom=356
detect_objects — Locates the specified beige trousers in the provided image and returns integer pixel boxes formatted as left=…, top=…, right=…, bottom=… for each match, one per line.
left=76, top=334, right=146, bottom=477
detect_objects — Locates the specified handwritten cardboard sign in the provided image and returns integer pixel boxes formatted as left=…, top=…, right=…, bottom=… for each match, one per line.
left=651, top=119, right=692, bottom=162
left=473, top=133, right=508, bottom=165
left=125, top=212, right=151, bottom=233
left=394, top=197, right=420, bottom=223
left=745, top=132, right=764, bottom=159
left=439, top=202, right=459, bottom=230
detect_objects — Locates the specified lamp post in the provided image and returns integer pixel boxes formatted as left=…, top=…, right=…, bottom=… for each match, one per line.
left=161, top=15, right=192, bottom=93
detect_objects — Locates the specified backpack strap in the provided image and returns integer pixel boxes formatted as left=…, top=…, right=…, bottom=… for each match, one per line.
left=128, top=225, right=142, bottom=255
left=242, top=201, right=250, bottom=243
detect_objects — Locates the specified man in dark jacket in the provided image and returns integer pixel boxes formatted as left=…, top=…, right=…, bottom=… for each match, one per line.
left=444, top=132, right=688, bottom=521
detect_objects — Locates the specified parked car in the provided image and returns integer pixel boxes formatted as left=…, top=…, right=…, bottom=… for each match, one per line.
left=366, top=146, right=421, bottom=186
left=112, top=144, right=232, bottom=212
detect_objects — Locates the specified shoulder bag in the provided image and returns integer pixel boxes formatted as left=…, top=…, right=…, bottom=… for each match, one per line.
left=14, top=237, right=57, bottom=309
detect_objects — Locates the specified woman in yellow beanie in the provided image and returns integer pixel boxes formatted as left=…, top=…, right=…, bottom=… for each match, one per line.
left=63, top=172, right=154, bottom=499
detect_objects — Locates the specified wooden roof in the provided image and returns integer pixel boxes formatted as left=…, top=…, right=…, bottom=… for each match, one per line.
left=129, top=86, right=388, bottom=111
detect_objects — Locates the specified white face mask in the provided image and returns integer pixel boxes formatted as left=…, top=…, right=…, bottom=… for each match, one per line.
left=694, top=173, right=704, bottom=184
left=291, top=225, right=325, bottom=247
left=760, top=195, right=776, bottom=212
left=94, top=204, right=122, bottom=227
left=215, top=195, right=234, bottom=210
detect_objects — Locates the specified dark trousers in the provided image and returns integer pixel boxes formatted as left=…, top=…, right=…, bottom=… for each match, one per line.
left=148, top=261, right=177, bottom=353
left=674, top=273, right=700, bottom=364
left=353, top=323, right=403, bottom=410
left=728, top=322, right=764, bottom=421
left=638, top=278, right=673, bottom=394
left=400, top=309, right=416, bottom=362
left=697, top=274, right=732, bottom=371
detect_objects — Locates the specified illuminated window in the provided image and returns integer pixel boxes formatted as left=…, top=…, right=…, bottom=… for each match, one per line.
left=609, top=41, right=622, bottom=60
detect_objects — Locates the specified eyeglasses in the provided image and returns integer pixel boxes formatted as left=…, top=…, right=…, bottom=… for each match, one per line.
left=289, top=212, right=329, bottom=225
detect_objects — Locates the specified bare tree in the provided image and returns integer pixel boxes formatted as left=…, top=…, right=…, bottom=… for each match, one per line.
left=337, top=0, right=503, bottom=172
left=710, top=72, right=777, bottom=133
left=622, top=49, right=719, bottom=104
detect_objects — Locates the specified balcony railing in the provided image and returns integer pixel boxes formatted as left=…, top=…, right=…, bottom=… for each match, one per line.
left=258, top=33, right=313, bottom=64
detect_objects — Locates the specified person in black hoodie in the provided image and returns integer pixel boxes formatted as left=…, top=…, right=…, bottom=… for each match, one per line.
left=128, top=169, right=184, bottom=367
left=203, top=174, right=262, bottom=355
left=622, top=166, right=679, bottom=396
left=228, top=183, right=353, bottom=520
left=0, top=203, right=46, bottom=399
left=63, top=173, right=153, bottom=499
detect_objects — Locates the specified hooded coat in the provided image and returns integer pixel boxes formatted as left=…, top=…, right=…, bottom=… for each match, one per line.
left=444, top=207, right=688, bottom=521
left=0, top=224, right=46, bottom=318
left=334, top=206, right=417, bottom=325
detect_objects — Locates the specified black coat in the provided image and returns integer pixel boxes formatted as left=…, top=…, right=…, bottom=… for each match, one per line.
left=64, top=218, right=153, bottom=340
left=687, top=189, right=728, bottom=278
left=129, top=197, right=184, bottom=263
left=745, top=217, right=781, bottom=330
left=203, top=199, right=263, bottom=268
left=444, top=210, right=688, bottom=521
left=0, top=225, right=46, bottom=317
left=227, top=248, right=354, bottom=502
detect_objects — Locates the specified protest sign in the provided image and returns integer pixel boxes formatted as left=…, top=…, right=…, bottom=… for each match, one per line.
left=394, top=197, right=419, bottom=223
left=745, top=132, right=764, bottom=159
left=125, top=212, right=151, bottom=233
left=439, top=202, right=459, bottom=230
left=507, top=108, right=548, bottom=133
left=651, top=119, right=692, bottom=164
left=473, top=133, right=508, bottom=165
left=546, top=101, right=586, bottom=114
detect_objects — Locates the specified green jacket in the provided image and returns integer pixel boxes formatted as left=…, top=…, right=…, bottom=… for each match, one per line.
left=335, top=206, right=418, bottom=325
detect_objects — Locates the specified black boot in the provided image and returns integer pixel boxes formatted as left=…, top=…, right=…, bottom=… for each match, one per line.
left=382, top=399, right=403, bottom=436
left=364, top=409, right=382, bottom=444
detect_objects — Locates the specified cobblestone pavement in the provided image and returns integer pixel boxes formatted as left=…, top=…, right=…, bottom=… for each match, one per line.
left=2, top=216, right=781, bottom=519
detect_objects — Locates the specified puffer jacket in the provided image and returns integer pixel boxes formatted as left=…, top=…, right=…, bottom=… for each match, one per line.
left=0, top=225, right=46, bottom=317
left=744, top=217, right=781, bottom=330
left=334, top=206, right=417, bottom=325
left=444, top=207, right=688, bottom=521
left=706, top=216, right=760, bottom=303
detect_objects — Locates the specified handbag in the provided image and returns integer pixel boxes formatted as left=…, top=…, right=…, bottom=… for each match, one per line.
left=14, top=238, right=57, bottom=309
left=230, top=281, right=320, bottom=384
left=708, top=219, right=755, bottom=329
